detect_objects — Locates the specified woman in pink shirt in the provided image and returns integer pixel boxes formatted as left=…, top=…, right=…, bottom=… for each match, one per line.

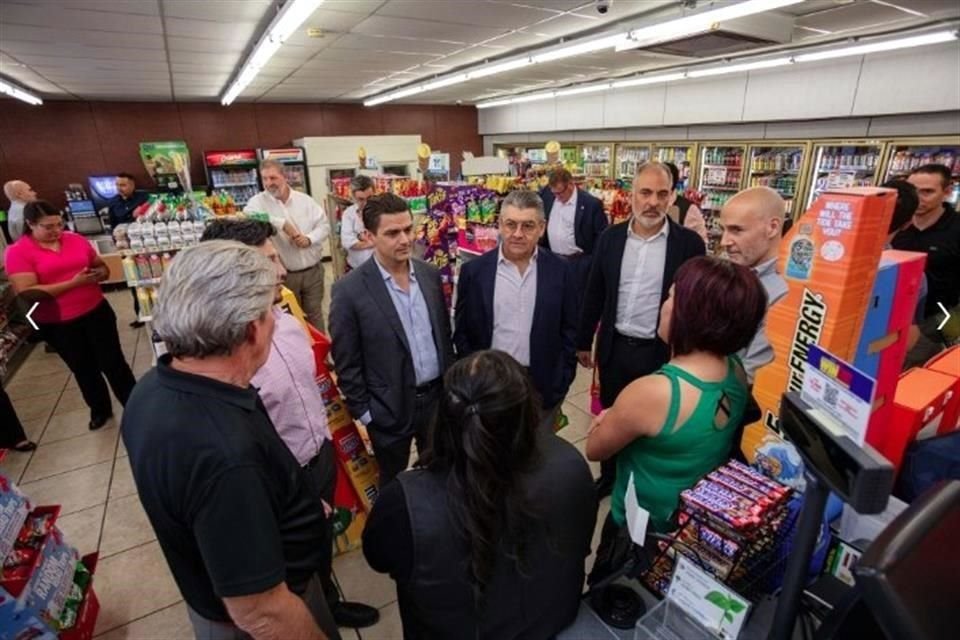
left=5, top=201, right=136, bottom=430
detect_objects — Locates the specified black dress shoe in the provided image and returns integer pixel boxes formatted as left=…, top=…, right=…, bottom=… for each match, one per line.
left=129, top=320, right=146, bottom=329
left=89, top=413, right=113, bottom=431
left=594, top=476, right=614, bottom=499
left=331, top=601, right=380, bottom=629
left=12, top=441, right=38, bottom=452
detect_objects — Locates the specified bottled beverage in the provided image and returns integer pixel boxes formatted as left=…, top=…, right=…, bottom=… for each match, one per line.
left=122, top=255, right=138, bottom=284
left=149, top=254, right=163, bottom=279
left=161, top=252, right=173, bottom=273
left=137, top=288, right=152, bottom=318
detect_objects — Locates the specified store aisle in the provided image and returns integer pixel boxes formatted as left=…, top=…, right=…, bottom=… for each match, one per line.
left=0, top=289, right=606, bottom=639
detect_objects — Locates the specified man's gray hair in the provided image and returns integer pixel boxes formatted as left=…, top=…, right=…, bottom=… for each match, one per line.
left=153, top=240, right=276, bottom=358
left=259, top=159, right=285, bottom=174
left=500, top=189, right=545, bottom=218
left=350, top=174, right=374, bottom=193
left=635, top=161, right=674, bottom=185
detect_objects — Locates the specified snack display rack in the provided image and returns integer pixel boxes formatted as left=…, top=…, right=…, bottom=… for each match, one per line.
left=0, top=470, right=100, bottom=638
left=0, top=262, right=31, bottom=386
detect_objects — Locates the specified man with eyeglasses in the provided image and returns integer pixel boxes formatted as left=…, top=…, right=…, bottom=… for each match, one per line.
left=455, top=190, right=579, bottom=423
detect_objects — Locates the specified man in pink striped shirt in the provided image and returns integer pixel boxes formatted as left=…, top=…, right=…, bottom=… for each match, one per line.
left=201, top=219, right=379, bottom=630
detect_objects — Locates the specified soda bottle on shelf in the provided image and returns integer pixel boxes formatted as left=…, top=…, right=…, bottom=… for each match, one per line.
left=121, top=255, right=138, bottom=285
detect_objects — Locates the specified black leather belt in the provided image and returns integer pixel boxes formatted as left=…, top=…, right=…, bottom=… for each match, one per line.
left=287, top=264, right=319, bottom=274
left=303, top=440, right=329, bottom=469
left=414, top=378, right=442, bottom=397
left=614, top=331, right=656, bottom=347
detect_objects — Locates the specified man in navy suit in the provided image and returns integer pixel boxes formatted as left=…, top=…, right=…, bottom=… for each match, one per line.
left=455, top=190, right=578, bottom=420
left=578, top=162, right=706, bottom=496
left=540, top=168, right=608, bottom=309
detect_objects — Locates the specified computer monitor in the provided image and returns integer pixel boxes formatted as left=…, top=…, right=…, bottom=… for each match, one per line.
left=854, top=481, right=960, bottom=640
left=88, top=175, right=119, bottom=211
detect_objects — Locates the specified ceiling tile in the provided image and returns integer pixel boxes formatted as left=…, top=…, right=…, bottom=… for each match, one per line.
left=163, top=16, right=258, bottom=42
left=374, top=0, right=557, bottom=29
left=287, top=8, right=371, bottom=39
left=0, top=40, right=166, bottom=62
left=165, top=36, right=244, bottom=54
left=0, top=24, right=165, bottom=48
left=351, top=15, right=508, bottom=44
left=320, top=0, right=384, bottom=15
left=161, top=0, right=273, bottom=22
left=12, top=56, right=170, bottom=72
left=0, top=2, right=162, bottom=33
left=2, top=0, right=160, bottom=16
left=331, top=34, right=463, bottom=56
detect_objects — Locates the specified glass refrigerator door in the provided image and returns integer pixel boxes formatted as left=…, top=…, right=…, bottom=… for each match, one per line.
left=697, top=144, right=746, bottom=216
left=561, top=146, right=581, bottom=172
left=654, top=145, right=695, bottom=190
left=746, top=145, right=805, bottom=218
left=805, top=144, right=883, bottom=210
left=884, top=143, right=960, bottom=205
left=615, top=144, right=651, bottom=179
left=581, top=144, right=613, bottom=177
left=284, top=164, right=307, bottom=193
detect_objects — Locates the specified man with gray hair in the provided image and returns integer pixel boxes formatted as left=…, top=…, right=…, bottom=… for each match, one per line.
left=121, top=241, right=338, bottom=640
left=718, top=186, right=789, bottom=383
left=246, top=159, right=330, bottom=331
left=3, top=179, right=37, bottom=243
left=455, top=189, right=579, bottom=418
left=339, top=174, right=376, bottom=270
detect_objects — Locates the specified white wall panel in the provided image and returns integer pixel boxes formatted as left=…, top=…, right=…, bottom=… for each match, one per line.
left=664, top=76, right=748, bottom=125
left=764, top=118, right=871, bottom=140
left=556, top=94, right=605, bottom=130
left=516, top=99, right=557, bottom=133
left=688, top=123, right=766, bottom=140
left=478, top=104, right=519, bottom=135
left=868, top=112, right=960, bottom=137
left=743, top=58, right=863, bottom=121
left=853, top=43, right=960, bottom=116
left=603, top=85, right=667, bottom=128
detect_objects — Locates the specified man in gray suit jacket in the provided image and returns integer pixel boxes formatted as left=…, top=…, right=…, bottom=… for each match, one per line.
left=329, top=193, right=455, bottom=485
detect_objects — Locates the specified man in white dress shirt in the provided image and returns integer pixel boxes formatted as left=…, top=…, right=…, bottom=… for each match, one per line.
left=245, top=160, right=330, bottom=331
left=3, top=180, right=37, bottom=244
left=339, top=175, right=376, bottom=270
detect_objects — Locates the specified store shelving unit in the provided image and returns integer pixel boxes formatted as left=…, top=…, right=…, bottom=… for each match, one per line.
left=803, top=140, right=886, bottom=211
left=653, top=143, right=698, bottom=191
left=697, top=144, right=747, bottom=250
left=745, top=143, right=810, bottom=220
left=0, top=264, right=31, bottom=385
left=581, top=143, right=613, bottom=178
left=326, top=192, right=353, bottom=279
left=615, top=143, right=652, bottom=179
left=880, top=136, right=960, bottom=205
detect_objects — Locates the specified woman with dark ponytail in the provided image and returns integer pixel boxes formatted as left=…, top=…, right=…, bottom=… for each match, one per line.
left=363, top=350, right=597, bottom=639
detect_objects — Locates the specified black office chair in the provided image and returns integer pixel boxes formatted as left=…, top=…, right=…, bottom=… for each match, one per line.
left=853, top=480, right=960, bottom=640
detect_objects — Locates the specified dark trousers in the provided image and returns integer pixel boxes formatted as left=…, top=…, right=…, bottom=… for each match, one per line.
left=0, top=386, right=28, bottom=446
left=369, top=385, right=440, bottom=487
left=40, top=300, right=136, bottom=419
left=302, top=441, right=340, bottom=608
left=597, top=334, right=669, bottom=484
left=130, top=287, right=140, bottom=317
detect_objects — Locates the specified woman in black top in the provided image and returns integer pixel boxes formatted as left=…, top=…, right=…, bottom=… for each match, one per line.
left=363, top=350, right=598, bottom=639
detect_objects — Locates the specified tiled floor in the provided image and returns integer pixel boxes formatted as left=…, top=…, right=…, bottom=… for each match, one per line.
left=1, top=289, right=608, bottom=639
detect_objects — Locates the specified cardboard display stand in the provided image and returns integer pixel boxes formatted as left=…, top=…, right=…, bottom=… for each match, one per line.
left=743, top=187, right=895, bottom=486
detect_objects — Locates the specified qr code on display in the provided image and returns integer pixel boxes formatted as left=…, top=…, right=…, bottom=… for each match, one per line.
left=824, top=385, right=839, bottom=408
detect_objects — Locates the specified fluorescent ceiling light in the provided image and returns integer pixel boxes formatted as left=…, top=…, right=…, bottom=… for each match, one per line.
left=611, top=72, right=687, bottom=88
left=476, top=28, right=959, bottom=109
left=221, top=0, right=324, bottom=106
left=363, top=0, right=801, bottom=107
left=0, top=78, right=43, bottom=105
left=794, top=30, right=958, bottom=62
left=617, top=0, right=804, bottom=52
left=687, top=57, right=792, bottom=78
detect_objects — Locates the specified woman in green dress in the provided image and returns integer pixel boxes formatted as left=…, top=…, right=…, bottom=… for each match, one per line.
left=586, top=256, right=767, bottom=583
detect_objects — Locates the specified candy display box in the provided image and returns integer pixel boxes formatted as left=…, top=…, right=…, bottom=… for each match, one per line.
left=888, top=368, right=957, bottom=469
left=924, top=346, right=960, bottom=432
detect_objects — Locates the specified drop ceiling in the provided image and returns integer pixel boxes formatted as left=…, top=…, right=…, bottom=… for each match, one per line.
left=0, top=0, right=957, bottom=104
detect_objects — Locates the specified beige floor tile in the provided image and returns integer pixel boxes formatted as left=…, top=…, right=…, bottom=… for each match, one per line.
left=55, top=387, right=88, bottom=413
left=361, top=600, right=403, bottom=640
left=559, top=401, right=592, bottom=444
left=8, top=390, right=60, bottom=423
left=56, top=503, right=105, bottom=557
left=570, top=366, right=594, bottom=396
left=93, top=541, right=182, bottom=636
left=6, top=370, right=70, bottom=400
left=14, top=356, right=68, bottom=378
left=18, top=460, right=112, bottom=515
left=109, top=457, right=138, bottom=500
left=116, top=437, right=128, bottom=459
left=100, top=493, right=156, bottom=558
left=22, top=417, right=48, bottom=442
left=20, top=429, right=119, bottom=483
left=95, top=601, right=192, bottom=640
left=42, top=408, right=118, bottom=444
left=334, top=548, right=397, bottom=610
left=573, top=438, right=602, bottom=481
left=0, top=449, right=32, bottom=483
left=566, top=390, right=596, bottom=417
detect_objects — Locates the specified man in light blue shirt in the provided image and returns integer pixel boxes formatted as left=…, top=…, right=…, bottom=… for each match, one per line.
left=330, top=194, right=454, bottom=485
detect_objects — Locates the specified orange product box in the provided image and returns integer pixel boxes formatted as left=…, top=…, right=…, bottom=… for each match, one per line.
left=888, top=368, right=957, bottom=468
left=743, top=187, right=895, bottom=484
left=925, top=346, right=960, bottom=432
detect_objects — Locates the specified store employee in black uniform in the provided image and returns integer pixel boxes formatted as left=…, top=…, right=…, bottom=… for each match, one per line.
left=578, top=161, right=705, bottom=497
left=108, top=173, right=150, bottom=327
left=893, top=163, right=960, bottom=325
left=123, top=241, right=337, bottom=639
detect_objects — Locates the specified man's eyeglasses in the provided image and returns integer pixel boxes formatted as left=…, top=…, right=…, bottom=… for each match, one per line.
left=501, top=220, right=540, bottom=234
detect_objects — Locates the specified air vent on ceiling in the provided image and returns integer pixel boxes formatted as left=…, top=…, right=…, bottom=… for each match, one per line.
left=633, top=12, right=795, bottom=58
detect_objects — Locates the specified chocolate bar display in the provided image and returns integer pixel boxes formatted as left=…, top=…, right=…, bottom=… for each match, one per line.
left=644, top=460, right=794, bottom=599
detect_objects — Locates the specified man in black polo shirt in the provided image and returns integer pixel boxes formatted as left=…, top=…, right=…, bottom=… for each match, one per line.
left=893, top=163, right=960, bottom=323
left=108, top=172, right=150, bottom=327
left=121, top=241, right=337, bottom=640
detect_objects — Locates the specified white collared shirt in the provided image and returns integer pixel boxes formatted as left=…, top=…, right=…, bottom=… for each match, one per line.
left=340, top=204, right=374, bottom=269
left=245, top=189, right=330, bottom=272
left=491, top=247, right=539, bottom=366
left=547, top=190, right=580, bottom=257
left=615, top=220, right=669, bottom=338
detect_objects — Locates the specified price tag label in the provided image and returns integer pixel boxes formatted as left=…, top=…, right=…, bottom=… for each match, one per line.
left=667, top=556, right=751, bottom=640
